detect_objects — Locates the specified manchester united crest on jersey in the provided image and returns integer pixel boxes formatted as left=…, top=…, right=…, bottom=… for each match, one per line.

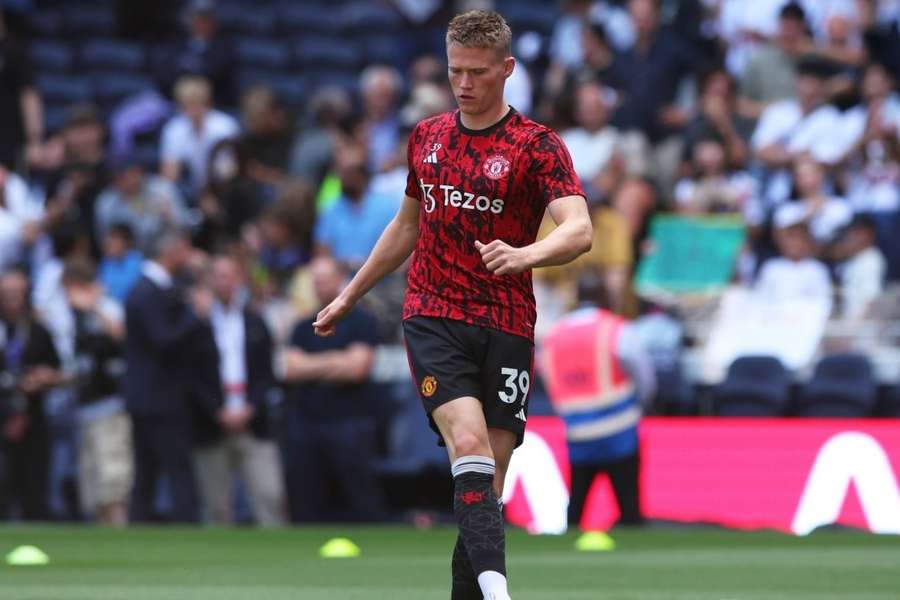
left=483, top=154, right=511, bottom=180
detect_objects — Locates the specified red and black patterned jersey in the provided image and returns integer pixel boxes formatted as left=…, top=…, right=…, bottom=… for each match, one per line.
left=402, top=108, right=584, bottom=341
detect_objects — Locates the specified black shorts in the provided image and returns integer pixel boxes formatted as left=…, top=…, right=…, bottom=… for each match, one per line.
left=402, top=316, right=534, bottom=447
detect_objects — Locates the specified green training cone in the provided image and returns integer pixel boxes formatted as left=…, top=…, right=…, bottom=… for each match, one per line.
left=6, top=545, right=50, bottom=566
left=575, top=531, right=616, bottom=552
left=319, top=537, right=361, bottom=559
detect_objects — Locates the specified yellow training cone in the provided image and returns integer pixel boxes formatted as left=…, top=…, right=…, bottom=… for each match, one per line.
left=319, top=537, right=361, bottom=559
left=575, top=531, right=616, bottom=552
left=6, top=545, right=50, bottom=566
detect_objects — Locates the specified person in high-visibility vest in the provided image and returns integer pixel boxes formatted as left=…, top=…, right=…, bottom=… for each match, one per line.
left=539, top=271, right=656, bottom=527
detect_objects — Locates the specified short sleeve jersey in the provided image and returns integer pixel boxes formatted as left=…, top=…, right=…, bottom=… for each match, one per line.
left=403, top=108, right=584, bottom=341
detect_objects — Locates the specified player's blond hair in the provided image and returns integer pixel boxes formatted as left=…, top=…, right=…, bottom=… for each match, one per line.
left=446, top=10, right=512, bottom=58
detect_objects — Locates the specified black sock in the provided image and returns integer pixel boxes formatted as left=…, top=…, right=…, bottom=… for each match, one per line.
left=451, top=534, right=481, bottom=600
left=452, top=456, right=506, bottom=578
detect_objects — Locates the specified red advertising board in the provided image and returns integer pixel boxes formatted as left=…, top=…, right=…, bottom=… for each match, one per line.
left=503, top=417, right=900, bottom=535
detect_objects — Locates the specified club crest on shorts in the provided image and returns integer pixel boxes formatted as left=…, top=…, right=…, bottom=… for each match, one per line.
left=421, top=375, right=438, bottom=397
left=483, top=154, right=510, bottom=180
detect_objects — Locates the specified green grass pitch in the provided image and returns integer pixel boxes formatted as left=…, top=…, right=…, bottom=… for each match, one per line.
left=1, top=526, right=898, bottom=599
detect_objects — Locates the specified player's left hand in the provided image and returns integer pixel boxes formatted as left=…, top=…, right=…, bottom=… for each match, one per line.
left=475, top=240, right=532, bottom=275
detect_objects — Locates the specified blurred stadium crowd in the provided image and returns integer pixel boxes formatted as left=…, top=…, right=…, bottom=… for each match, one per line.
left=0, top=0, right=899, bottom=525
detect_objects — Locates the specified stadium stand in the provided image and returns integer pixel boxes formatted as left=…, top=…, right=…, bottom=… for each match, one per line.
left=714, top=356, right=792, bottom=417
left=796, top=353, right=878, bottom=417
left=1, top=0, right=898, bottom=526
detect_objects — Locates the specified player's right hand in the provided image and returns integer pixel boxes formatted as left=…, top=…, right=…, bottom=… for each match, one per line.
left=313, top=295, right=352, bottom=337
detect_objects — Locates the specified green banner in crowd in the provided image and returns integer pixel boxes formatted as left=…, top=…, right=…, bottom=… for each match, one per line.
left=635, top=215, right=746, bottom=295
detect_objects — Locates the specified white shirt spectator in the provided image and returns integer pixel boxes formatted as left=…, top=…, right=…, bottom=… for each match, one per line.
left=752, top=100, right=844, bottom=202
left=211, top=298, right=247, bottom=410
left=839, top=94, right=900, bottom=212
left=588, top=2, right=635, bottom=51
left=160, top=109, right=240, bottom=194
left=846, top=158, right=900, bottom=213
left=840, top=94, right=900, bottom=152
left=674, top=171, right=759, bottom=216
left=797, top=0, right=858, bottom=41
left=755, top=256, right=832, bottom=308
left=752, top=100, right=844, bottom=161
left=774, top=198, right=852, bottom=245
left=838, top=246, right=886, bottom=320
left=506, top=60, right=533, bottom=116
left=549, top=13, right=586, bottom=69
left=561, top=127, right=620, bottom=181
left=95, top=175, right=189, bottom=253
left=141, top=261, right=172, bottom=289
left=0, top=171, right=43, bottom=270
left=617, top=322, right=657, bottom=406
left=717, top=0, right=787, bottom=76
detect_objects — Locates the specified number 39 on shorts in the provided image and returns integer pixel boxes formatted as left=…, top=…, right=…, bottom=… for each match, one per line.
left=498, top=368, right=530, bottom=404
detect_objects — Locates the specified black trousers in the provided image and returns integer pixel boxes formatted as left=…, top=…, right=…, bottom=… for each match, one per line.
left=0, top=425, right=49, bottom=521
left=129, top=415, right=198, bottom=523
left=568, top=451, right=643, bottom=527
left=282, top=416, right=386, bottom=523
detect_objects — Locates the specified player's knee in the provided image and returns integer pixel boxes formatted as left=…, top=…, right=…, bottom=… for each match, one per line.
left=451, top=431, right=492, bottom=460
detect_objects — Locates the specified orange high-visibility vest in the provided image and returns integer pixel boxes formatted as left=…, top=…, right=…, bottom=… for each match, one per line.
left=541, top=308, right=639, bottom=449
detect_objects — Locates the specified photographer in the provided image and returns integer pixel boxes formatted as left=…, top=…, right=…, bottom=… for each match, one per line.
left=0, top=269, right=63, bottom=521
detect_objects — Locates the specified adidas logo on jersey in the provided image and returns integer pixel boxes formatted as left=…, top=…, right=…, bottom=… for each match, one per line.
left=515, top=409, right=527, bottom=422
left=423, top=151, right=439, bottom=164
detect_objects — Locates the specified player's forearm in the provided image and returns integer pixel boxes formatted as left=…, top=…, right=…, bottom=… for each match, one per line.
left=341, top=217, right=417, bottom=304
left=525, top=215, right=592, bottom=269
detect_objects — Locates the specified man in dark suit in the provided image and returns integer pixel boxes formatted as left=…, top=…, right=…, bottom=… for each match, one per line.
left=191, top=255, right=285, bottom=526
left=124, top=229, right=207, bottom=522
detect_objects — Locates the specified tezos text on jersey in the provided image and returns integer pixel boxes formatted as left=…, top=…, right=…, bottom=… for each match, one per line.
left=419, top=180, right=505, bottom=214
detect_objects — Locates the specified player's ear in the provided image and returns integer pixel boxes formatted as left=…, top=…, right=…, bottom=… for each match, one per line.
left=503, top=56, right=515, bottom=79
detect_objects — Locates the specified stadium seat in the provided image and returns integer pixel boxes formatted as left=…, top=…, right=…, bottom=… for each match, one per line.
left=29, top=40, right=75, bottom=72
left=80, top=39, right=146, bottom=72
left=294, top=37, right=360, bottom=71
left=233, top=38, right=291, bottom=71
left=796, top=353, right=877, bottom=417
left=714, top=356, right=791, bottom=417
left=215, top=3, right=276, bottom=37
left=268, top=76, right=310, bottom=112
left=235, top=69, right=307, bottom=109
left=93, top=73, right=157, bottom=112
left=274, top=3, right=344, bottom=36
left=235, top=69, right=279, bottom=92
left=307, top=70, right=359, bottom=93
left=64, top=4, right=117, bottom=37
left=37, top=74, right=93, bottom=105
left=879, top=385, right=900, bottom=417
left=340, top=2, right=404, bottom=34
left=361, top=34, right=411, bottom=69
left=27, top=9, right=64, bottom=37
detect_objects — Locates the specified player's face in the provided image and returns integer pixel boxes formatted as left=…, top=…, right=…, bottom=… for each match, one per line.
left=447, top=44, right=514, bottom=117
